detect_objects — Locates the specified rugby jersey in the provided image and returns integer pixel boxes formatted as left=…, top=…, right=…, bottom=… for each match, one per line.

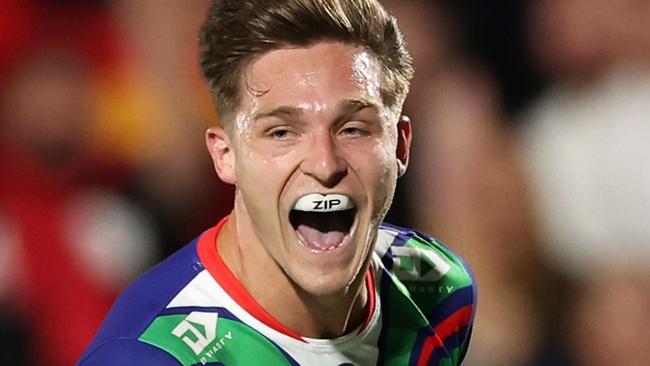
left=79, top=218, right=476, bottom=365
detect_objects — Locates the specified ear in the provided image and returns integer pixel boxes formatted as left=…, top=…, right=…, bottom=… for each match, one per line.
left=206, top=126, right=236, bottom=185
left=396, top=115, right=412, bottom=178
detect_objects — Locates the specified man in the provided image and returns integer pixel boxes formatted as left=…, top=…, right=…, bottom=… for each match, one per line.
left=79, top=1, right=476, bottom=365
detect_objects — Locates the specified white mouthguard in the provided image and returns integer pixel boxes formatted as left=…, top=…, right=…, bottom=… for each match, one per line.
left=293, top=193, right=355, bottom=212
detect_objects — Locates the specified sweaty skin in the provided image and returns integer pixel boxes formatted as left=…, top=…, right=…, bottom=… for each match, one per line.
left=206, top=42, right=411, bottom=338
left=296, top=71, right=322, bottom=88
left=352, top=51, right=382, bottom=104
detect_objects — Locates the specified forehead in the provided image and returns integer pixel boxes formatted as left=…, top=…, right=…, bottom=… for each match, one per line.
left=240, top=42, right=383, bottom=112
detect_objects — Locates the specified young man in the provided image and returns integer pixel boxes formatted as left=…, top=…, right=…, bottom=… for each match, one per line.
left=79, top=1, right=476, bottom=365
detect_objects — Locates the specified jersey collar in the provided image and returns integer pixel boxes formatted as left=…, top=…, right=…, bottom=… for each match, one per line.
left=197, top=215, right=376, bottom=342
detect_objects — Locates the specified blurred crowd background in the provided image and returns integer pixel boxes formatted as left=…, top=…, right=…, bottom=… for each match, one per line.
left=1, top=0, right=649, bottom=365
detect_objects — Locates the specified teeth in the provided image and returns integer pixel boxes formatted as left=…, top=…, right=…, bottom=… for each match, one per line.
left=293, top=193, right=355, bottom=212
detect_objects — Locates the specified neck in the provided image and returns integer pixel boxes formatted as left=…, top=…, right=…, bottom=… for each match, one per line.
left=217, top=207, right=370, bottom=338
left=288, top=272, right=369, bottom=338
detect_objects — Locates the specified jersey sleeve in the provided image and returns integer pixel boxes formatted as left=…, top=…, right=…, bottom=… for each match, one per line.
left=376, top=224, right=477, bottom=366
left=78, top=339, right=181, bottom=366
left=412, top=230, right=477, bottom=366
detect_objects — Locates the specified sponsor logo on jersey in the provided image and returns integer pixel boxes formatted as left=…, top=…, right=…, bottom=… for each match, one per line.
left=391, top=246, right=451, bottom=281
left=171, top=312, right=219, bottom=355
left=198, top=331, right=233, bottom=365
left=406, top=284, right=456, bottom=294
left=169, top=311, right=235, bottom=364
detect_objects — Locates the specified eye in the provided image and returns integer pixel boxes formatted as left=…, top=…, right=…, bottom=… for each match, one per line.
left=339, top=122, right=369, bottom=137
left=342, top=127, right=361, bottom=135
left=266, top=127, right=295, bottom=139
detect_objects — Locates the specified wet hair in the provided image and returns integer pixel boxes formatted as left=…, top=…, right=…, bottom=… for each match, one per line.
left=199, top=0, right=414, bottom=124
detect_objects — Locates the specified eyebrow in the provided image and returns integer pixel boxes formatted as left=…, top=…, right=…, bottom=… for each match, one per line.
left=252, top=97, right=380, bottom=121
left=253, top=105, right=301, bottom=121
left=338, top=97, right=379, bottom=115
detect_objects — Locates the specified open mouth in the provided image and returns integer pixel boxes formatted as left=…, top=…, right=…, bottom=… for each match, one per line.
left=289, top=194, right=357, bottom=252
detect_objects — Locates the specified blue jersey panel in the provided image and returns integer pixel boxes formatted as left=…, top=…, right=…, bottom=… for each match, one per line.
left=79, top=238, right=204, bottom=364
left=79, top=339, right=179, bottom=365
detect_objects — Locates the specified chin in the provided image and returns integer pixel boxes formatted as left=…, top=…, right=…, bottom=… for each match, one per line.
left=285, top=235, right=372, bottom=299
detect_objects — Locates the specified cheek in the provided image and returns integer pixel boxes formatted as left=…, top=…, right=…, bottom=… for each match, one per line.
left=374, top=139, right=400, bottom=200
left=373, top=136, right=397, bottom=176
left=235, top=144, right=303, bottom=194
left=348, top=138, right=398, bottom=192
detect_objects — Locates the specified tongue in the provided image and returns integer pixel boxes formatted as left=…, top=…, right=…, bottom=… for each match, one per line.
left=297, top=224, right=346, bottom=250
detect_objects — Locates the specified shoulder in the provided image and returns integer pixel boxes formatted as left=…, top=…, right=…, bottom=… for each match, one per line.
left=374, top=223, right=477, bottom=364
left=79, top=238, right=204, bottom=364
left=375, top=223, right=476, bottom=293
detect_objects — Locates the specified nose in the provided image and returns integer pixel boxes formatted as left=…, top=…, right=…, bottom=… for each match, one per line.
left=299, top=130, right=347, bottom=187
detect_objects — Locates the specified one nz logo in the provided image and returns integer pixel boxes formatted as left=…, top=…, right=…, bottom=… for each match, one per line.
left=391, top=246, right=451, bottom=281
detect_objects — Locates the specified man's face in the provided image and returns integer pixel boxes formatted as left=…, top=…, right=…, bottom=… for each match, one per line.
left=209, top=42, right=411, bottom=296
